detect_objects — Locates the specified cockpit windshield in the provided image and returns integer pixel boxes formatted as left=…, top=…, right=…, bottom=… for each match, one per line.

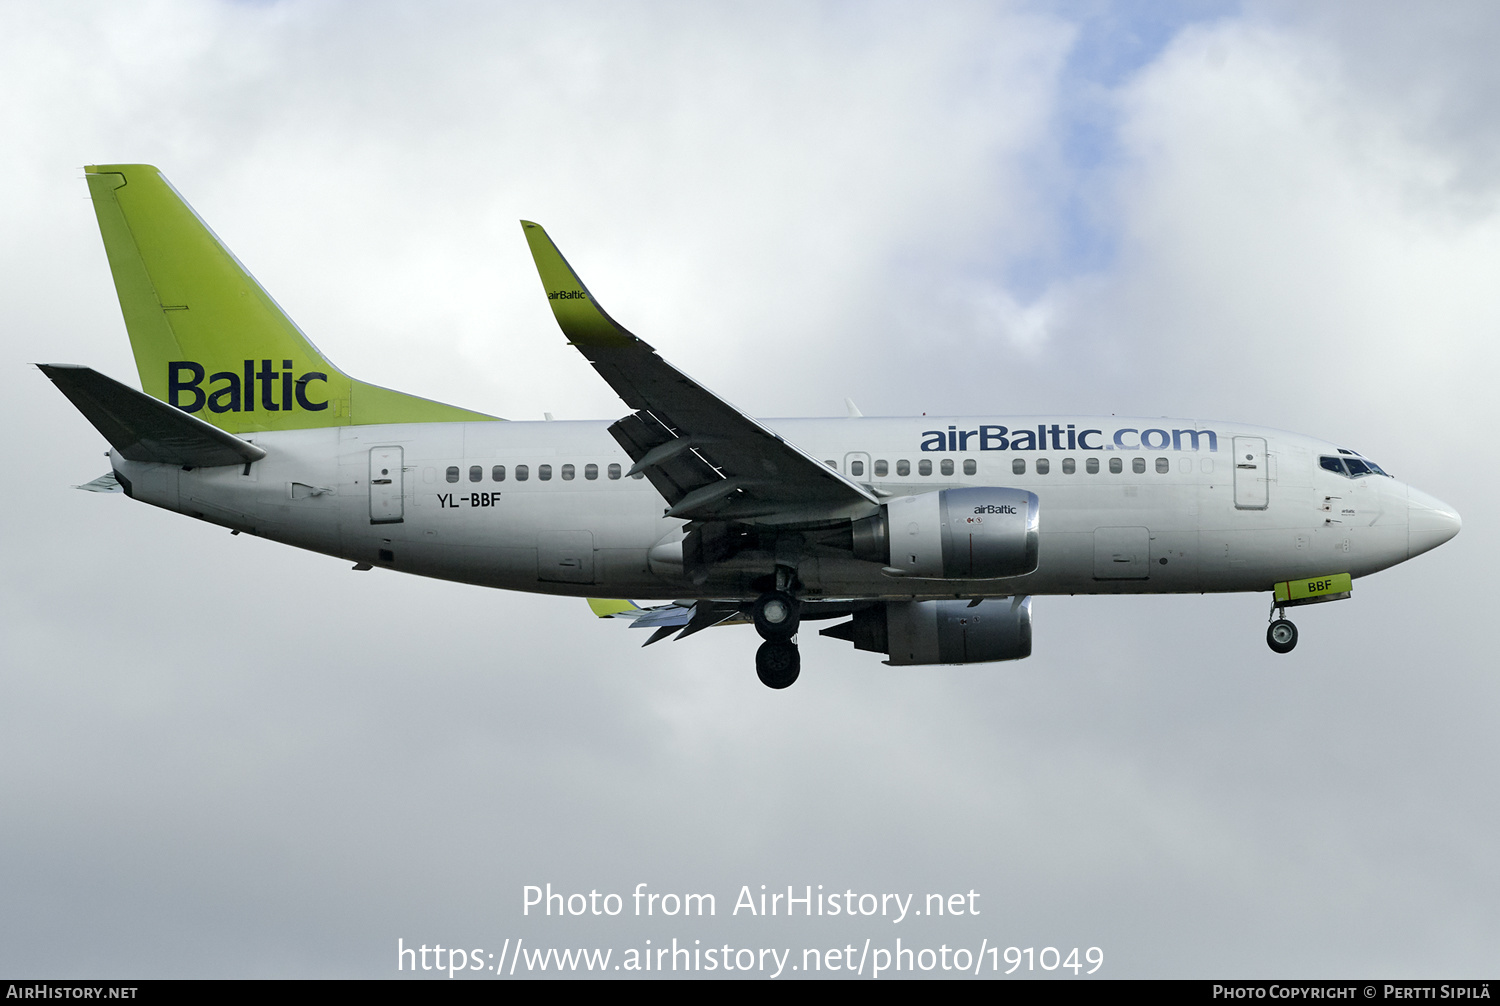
left=1320, top=454, right=1389, bottom=478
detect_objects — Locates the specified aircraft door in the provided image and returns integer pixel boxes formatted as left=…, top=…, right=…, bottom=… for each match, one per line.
left=1233, top=437, right=1269, bottom=510
left=1093, top=526, right=1150, bottom=579
left=369, top=447, right=404, bottom=524
left=538, top=530, right=595, bottom=584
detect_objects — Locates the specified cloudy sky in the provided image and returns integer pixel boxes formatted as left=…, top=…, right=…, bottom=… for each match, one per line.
left=2, top=0, right=1494, bottom=979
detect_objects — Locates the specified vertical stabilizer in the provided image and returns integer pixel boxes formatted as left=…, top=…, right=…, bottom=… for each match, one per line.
left=84, top=164, right=498, bottom=432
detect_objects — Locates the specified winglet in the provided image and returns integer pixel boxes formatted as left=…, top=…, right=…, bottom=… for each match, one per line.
left=520, top=222, right=638, bottom=350
left=587, top=597, right=639, bottom=618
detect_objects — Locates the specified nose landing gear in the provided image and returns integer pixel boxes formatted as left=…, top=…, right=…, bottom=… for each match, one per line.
left=1267, top=618, right=1298, bottom=653
left=1266, top=594, right=1299, bottom=653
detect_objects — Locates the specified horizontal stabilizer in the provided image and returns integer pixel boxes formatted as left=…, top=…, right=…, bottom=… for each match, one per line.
left=39, top=364, right=267, bottom=467
left=75, top=471, right=124, bottom=493
left=587, top=597, right=640, bottom=619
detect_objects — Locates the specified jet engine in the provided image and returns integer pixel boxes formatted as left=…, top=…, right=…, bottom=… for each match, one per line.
left=821, top=597, right=1033, bottom=665
left=851, top=487, right=1039, bottom=579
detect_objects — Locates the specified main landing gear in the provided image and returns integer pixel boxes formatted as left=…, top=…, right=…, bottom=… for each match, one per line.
left=752, top=569, right=802, bottom=688
left=752, top=590, right=799, bottom=641
left=756, top=641, right=800, bottom=689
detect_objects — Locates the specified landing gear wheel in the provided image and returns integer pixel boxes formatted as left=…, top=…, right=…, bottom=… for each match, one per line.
left=752, top=590, right=800, bottom=642
left=756, top=641, right=801, bottom=689
left=1267, top=619, right=1298, bottom=654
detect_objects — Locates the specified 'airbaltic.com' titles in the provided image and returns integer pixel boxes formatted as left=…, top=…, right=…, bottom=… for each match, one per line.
left=41, top=164, right=1461, bottom=688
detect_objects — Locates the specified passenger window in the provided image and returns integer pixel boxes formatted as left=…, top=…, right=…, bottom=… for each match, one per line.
left=446, top=466, right=460, bottom=483
left=963, top=459, right=976, bottom=476
left=469, top=465, right=482, bottom=482
left=539, top=464, right=553, bottom=481
left=1036, top=458, right=1050, bottom=475
left=874, top=460, right=888, bottom=477
left=607, top=463, right=621, bottom=480
left=585, top=463, right=598, bottom=480
left=1086, top=458, right=1099, bottom=474
left=492, top=465, right=506, bottom=482
left=896, top=460, right=910, bottom=476
left=1156, top=457, right=1169, bottom=474
left=940, top=459, right=954, bottom=476
left=1012, top=458, right=1026, bottom=475
left=632, top=472, right=644, bottom=479
left=1062, top=458, right=1076, bottom=474
left=918, top=459, right=932, bottom=476
left=850, top=460, right=864, bottom=477
left=562, top=463, right=575, bottom=481
left=1201, top=457, right=1214, bottom=474
left=1132, top=457, right=1146, bottom=474
left=1109, top=458, right=1122, bottom=474
left=515, top=464, right=529, bottom=481
left=825, top=460, right=837, bottom=469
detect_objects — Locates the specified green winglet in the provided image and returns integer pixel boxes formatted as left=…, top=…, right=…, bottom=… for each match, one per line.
left=520, top=221, right=639, bottom=350
left=587, top=598, right=639, bottom=618
left=83, top=164, right=499, bottom=433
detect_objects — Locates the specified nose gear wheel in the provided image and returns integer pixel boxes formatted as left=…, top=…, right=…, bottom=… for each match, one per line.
left=1267, top=618, right=1298, bottom=654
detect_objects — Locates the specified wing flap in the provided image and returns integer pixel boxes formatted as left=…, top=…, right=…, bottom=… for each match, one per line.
left=39, top=364, right=266, bottom=467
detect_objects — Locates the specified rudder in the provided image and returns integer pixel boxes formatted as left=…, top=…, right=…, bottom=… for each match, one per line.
left=84, top=164, right=498, bottom=432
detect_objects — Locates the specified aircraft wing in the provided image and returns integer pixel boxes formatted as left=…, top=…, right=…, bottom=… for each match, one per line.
left=521, top=222, right=879, bottom=525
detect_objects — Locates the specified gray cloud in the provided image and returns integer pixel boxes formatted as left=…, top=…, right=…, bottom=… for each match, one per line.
left=1, top=0, right=1493, bottom=978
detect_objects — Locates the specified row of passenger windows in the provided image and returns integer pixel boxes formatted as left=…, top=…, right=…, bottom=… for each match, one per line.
left=446, top=463, right=642, bottom=483
left=830, top=456, right=1191, bottom=477
left=448, top=455, right=1195, bottom=483
left=832, top=458, right=979, bottom=477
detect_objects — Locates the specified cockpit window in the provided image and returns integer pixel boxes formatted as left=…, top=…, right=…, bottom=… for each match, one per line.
left=1321, top=454, right=1390, bottom=478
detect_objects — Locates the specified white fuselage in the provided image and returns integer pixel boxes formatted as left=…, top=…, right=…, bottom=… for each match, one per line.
left=109, top=415, right=1455, bottom=601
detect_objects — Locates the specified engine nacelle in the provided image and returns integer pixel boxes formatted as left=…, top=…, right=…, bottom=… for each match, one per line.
left=821, top=597, right=1033, bottom=665
left=852, top=487, right=1039, bottom=579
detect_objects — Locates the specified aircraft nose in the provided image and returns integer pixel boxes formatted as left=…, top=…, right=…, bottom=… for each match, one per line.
left=1407, top=485, right=1461, bottom=559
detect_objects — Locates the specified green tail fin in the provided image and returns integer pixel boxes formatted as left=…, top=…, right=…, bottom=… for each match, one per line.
left=84, top=164, right=498, bottom=432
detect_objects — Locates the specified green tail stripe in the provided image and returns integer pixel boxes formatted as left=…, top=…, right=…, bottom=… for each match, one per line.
left=85, top=164, right=499, bottom=432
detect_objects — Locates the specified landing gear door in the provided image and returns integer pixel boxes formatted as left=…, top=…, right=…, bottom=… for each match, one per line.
left=369, top=447, right=404, bottom=524
left=1233, top=437, right=1268, bottom=510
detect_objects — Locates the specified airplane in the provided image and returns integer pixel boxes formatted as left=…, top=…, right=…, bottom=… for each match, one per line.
left=41, top=164, right=1462, bottom=689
